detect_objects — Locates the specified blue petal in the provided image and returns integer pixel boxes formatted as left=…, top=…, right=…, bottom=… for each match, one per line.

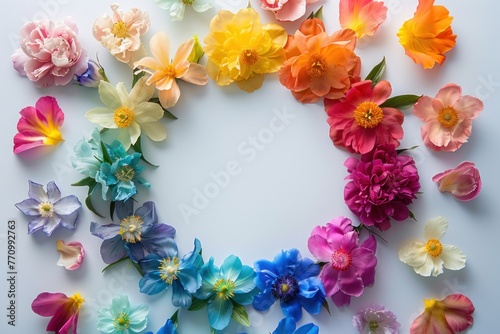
left=177, top=265, right=201, bottom=293
left=157, top=319, right=178, bottom=334
left=195, top=257, right=219, bottom=300
left=138, top=254, right=162, bottom=273
left=274, top=249, right=300, bottom=276
left=273, top=317, right=296, bottom=334
left=252, top=289, right=275, bottom=311
left=296, top=292, right=324, bottom=316
left=90, top=221, right=120, bottom=240
left=115, top=199, right=134, bottom=220
left=295, top=323, right=319, bottom=334
left=141, top=225, right=177, bottom=256
left=139, top=271, right=168, bottom=295
left=254, top=260, right=279, bottom=291
left=100, top=236, right=128, bottom=264
left=208, top=296, right=233, bottom=330
left=220, top=255, right=242, bottom=281
left=294, top=257, right=320, bottom=281
left=182, top=238, right=202, bottom=266
left=280, top=299, right=302, bottom=322
left=113, top=180, right=137, bottom=201
left=232, top=286, right=259, bottom=306
left=171, top=280, right=194, bottom=308
left=298, top=277, right=325, bottom=299
left=135, top=201, right=158, bottom=229
left=234, top=265, right=256, bottom=294
left=15, top=198, right=42, bottom=216
left=126, top=242, right=146, bottom=262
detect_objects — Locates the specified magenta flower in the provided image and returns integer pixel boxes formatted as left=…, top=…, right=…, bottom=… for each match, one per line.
left=432, top=161, right=481, bottom=201
left=14, top=96, right=65, bottom=154
left=32, top=292, right=85, bottom=334
left=307, top=216, right=377, bottom=307
left=344, top=144, right=421, bottom=231
left=11, top=19, right=87, bottom=88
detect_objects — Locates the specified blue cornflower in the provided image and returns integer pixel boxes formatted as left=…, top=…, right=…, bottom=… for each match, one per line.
left=90, top=200, right=176, bottom=263
left=138, top=238, right=203, bottom=308
left=273, top=317, right=319, bottom=334
left=195, top=255, right=259, bottom=331
left=253, top=249, right=326, bottom=322
left=144, top=319, right=177, bottom=334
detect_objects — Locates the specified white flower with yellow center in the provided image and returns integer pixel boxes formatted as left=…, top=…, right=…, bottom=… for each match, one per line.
left=398, top=216, right=466, bottom=277
left=85, top=77, right=166, bottom=149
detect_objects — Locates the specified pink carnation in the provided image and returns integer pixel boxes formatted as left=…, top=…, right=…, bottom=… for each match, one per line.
left=307, top=216, right=377, bottom=307
left=11, top=19, right=87, bottom=88
left=432, top=161, right=481, bottom=201
left=344, top=144, right=420, bottom=231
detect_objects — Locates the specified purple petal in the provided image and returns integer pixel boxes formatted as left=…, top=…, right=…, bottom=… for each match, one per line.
left=141, top=223, right=176, bottom=254
left=27, top=216, right=48, bottom=234
left=57, top=211, right=80, bottom=230
left=125, top=242, right=146, bottom=262
left=90, top=222, right=120, bottom=240
left=46, top=181, right=62, bottom=203
left=135, top=202, right=158, bottom=230
left=42, top=216, right=63, bottom=236
left=331, top=291, right=351, bottom=307
left=53, top=196, right=81, bottom=215
left=115, top=199, right=134, bottom=221
left=28, top=180, right=48, bottom=202
left=15, top=198, right=41, bottom=216
left=100, top=236, right=127, bottom=264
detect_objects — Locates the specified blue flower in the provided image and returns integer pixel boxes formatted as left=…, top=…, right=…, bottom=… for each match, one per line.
left=144, top=319, right=178, bottom=334
left=138, top=238, right=203, bottom=308
left=74, top=59, right=107, bottom=88
left=253, top=249, right=326, bottom=322
left=96, top=294, right=149, bottom=333
left=273, top=317, right=319, bottom=334
left=71, top=128, right=103, bottom=178
left=95, top=140, right=150, bottom=202
left=15, top=180, right=81, bottom=236
left=90, top=200, right=176, bottom=263
left=195, top=255, right=259, bottom=331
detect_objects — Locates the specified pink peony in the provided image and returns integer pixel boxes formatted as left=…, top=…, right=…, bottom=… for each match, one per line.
left=344, top=144, right=421, bottom=231
left=11, top=19, right=87, bottom=88
left=413, top=83, right=483, bottom=152
left=432, top=161, right=481, bottom=201
left=307, top=216, right=377, bottom=307
left=326, top=80, right=404, bottom=154
left=260, top=0, right=319, bottom=22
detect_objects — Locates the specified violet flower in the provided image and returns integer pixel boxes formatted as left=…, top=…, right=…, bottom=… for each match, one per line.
left=353, top=304, right=400, bottom=333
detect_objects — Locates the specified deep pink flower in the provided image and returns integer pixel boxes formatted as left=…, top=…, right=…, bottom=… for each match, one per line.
left=32, top=292, right=84, bottom=334
left=413, top=83, right=483, bottom=152
left=307, top=216, right=377, bottom=307
left=11, top=19, right=87, bottom=88
left=432, top=161, right=481, bottom=201
left=13, top=96, right=65, bottom=154
left=344, top=144, right=420, bottom=231
left=326, top=80, right=404, bottom=154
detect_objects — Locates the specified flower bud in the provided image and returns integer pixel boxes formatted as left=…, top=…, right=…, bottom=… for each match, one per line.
left=187, top=35, right=204, bottom=63
left=74, top=60, right=108, bottom=88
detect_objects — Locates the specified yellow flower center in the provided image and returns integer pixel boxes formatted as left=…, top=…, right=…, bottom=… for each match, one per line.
left=43, top=128, right=64, bottom=146
left=425, top=239, right=443, bottom=257
left=368, top=320, right=379, bottom=331
left=69, top=293, right=85, bottom=310
left=159, top=257, right=180, bottom=284
left=281, top=283, right=290, bottom=293
left=354, top=101, right=384, bottom=128
left=307, top=55, right=327, bottom=78
left=437, top=106, right=459, bottom=128
left=112, top=21, right=128, bottom=38
left=115, top=165, right=135, bottom=182
left=182, top=0, right=194, bottom=4
left=113, top=107, right=134, bottom=128
left=119, top=215, right=144, bottom=243
left=241, top=49, right=259, bottom=66
left=114, top=312, right=130, bottom=330
left=213, top=278, right=235, bottom=300
left=38, top=202, right=54, bottom=218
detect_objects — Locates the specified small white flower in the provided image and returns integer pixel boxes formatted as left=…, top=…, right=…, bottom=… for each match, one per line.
left=155, top=0, right=214, bottom=21
left=398, top=216, right=466, bottom=277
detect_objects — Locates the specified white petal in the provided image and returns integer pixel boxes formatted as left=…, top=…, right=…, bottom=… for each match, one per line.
left=56, top=240, right=85, bottom=270
left=413, top=256, right=436, bottom=277
left=441, top=245, right=466, bottom=270
left=130, top=77, right=155, bottom=103
left=430, top=256, right=445, bottom=277
left=116, top=82, right=133, bottom=109
left=424, top=216, right=448, bottom=240
left=85, top=108, right=117, bottom=128
left=141, top=122, right=167, bottom=141
left=398, top=240, right=427, bottom=267
left=128, top=122, right=141, bottom=146
left=98, top=81, right=121, bottom=109
left=134, top=102, right=164, bottom=123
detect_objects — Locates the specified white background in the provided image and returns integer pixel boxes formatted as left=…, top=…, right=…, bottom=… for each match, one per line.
left=1, top=0, right=500, bottom=333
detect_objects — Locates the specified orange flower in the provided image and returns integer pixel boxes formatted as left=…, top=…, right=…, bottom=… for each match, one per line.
left=397, top=0, right=456, bottom=69
left=279, top=26, right=360, bottom=103
left=339, top=0, right=388, bottom=38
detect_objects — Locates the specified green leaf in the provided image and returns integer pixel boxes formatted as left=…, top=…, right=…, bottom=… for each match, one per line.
left=85, top=193, right=104, bottom=218
left=397, top=145, right=419, bottom=154
left=170, top=310, right=179, bottom=327
left=409, top=211, right=417, bottom=221
left=365, top=57, right=386, bottom=85
left=363, top=225, right=388, bottom=244
left=109, top=201, right=116, bottom=221
left=149, top=97, right=178, bottom=119
left=307, top=5, right=323, bottom=20
left=132, top=136, right=159, bottom=167
left=322, top=299, right=331, bottom=316
left=71, top=177, right=96, bottom=187
left=188, top=297, right=208, bottom=311
left=210, top=328, right=216, bottom=334
left=231, top=302, right=250, bottom=327
left=101, top=256, right=130, bottom=272
left=380, top=94, right=422, bottom=109
left=100, top=141, right=113, bottom=164
left=132, top=69, right=145, bottom=88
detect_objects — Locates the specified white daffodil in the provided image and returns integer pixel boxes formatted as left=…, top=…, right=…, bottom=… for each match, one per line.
left=398, top=216, right=466, bottom=277
left=85, top=77, right=166, bottom=149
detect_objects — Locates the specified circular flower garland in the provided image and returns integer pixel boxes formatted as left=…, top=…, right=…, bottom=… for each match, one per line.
left=11, top=1, right=483, bottom=333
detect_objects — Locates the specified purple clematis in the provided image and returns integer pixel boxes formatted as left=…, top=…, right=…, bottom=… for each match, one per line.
left=90, top=200, right=176, bottom=264
left=15, top=180, right=81, bottom=236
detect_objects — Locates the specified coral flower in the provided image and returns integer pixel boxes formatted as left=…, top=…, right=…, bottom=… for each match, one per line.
left=279, top=26, right=360, bottom=103
left=410, top=294, right=474, bottom=334
left=203, top=8, right=287, bottom=92
left=134, top=32, right=208, bottom=108
left=56, top=240, right=85, bottom=270
left=397, top=0, right=456, bottom=69
left=93, top=4, right=150, bottom=66
left=398, top=217, right=466, bottom=277
left=432, top=161, right=481, bottom=201
left=339, top=0, right=388, bottom=38
left=326, top=80, right=404, bottom=154
left=32, top=292, right=85, bottom=334
left=413, top=83, right=483, bottom=152
left=14, top=96, right=64, bottom=154
left=260, top=0, right=319, bottom=22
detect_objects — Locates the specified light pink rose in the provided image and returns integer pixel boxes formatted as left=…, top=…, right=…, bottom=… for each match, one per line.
left=432, top=161, right=481, bottom=201
left=11, top=19, right=87, bottom=88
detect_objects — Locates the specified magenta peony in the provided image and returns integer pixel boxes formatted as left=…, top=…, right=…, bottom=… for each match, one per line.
left=432, top=161, right=481, bottom=201
left=11, top=19, right=87, bottom=88
left=344, top=144, right=420, bottom=231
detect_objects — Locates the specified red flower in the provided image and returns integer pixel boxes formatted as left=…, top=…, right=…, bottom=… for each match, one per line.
left=32, top=292, right=84, bottom=334
left=326, top=80, right=404, bottom=154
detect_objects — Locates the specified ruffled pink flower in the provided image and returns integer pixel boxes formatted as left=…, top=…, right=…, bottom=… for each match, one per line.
left=32, top=292, right=85, bottom=334
left=13, top=96, right=64, bottom=154
left=410, top=294, right=474, bottom=334
left=326, top=80, right=404, bottom=154
left=11, top=19, right=87, bottom=88
left=93, top=4, right=150, bottom=66
left=339, top=0, right=388, bottom=38
left=413, top=83, right=483, bottom=152
left=307, top=216, right=377, bottom=307
left=56, top=240, right=85, bottom=270
left=260, top=0, right=318, bottom=22
left=344, top=144, right=421, bottom=231
left=432, top=161, right=481, bottom=201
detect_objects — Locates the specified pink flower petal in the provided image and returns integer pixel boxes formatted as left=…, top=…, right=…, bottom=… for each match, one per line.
left=56, top=240, right=85, bottom=270
left=432, top=161, right=481, bottom=200
left=32, top=292, right=68, bottom=316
